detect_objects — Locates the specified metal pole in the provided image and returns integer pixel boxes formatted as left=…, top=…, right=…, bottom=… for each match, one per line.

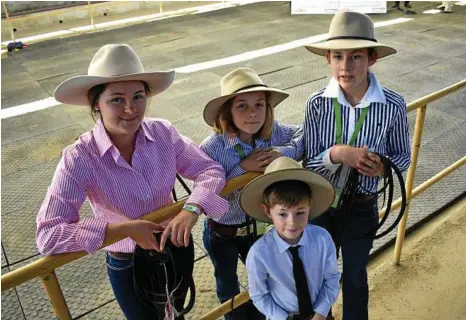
left=40, top=271, right=72, bottom=320
left=200, top=291, right=250, bottom=320
left=393, top=106, right=427, bottom=265
left=87, top=1, right=95, bottom=28
left=159, top=1, right=163, bottom=15
left=2, top=1, right=16, bottom=42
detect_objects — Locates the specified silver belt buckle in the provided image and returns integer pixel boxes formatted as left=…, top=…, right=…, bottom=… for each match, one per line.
left=236, top=224, right=254, bottom=237
left=236, top=226, right=247, bottom=236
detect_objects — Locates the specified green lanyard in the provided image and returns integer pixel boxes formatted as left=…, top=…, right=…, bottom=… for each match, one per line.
left=331, top=98, right=370, bottom=208
left=333, top=98, right=370, bottom=146
left=234, top=144, right=246, bottom=160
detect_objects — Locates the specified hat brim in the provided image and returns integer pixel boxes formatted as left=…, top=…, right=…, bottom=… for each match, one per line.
left=240, top=169, right=335, bottom=223
left=54, top=71, right=175, bottom=106
left=305, top=39, right=396, bottom=59
left=203, top=87, right=289, bottom=127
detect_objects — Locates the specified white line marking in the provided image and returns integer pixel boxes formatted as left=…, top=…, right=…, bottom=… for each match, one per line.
left=1, top=0, right=263, bottom=46
left=423, top=9, right=442, bottom=14
left=1, top=17, right=413, bottom=119
left=1, top=97, right=61, bottom=119
left=175, top=18, right=413, bottom=74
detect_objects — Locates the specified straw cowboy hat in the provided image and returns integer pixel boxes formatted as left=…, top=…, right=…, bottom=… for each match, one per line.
left=240, top=157, right=335, bottom=223
left=305, top=11, right=396, bottom=59
left=54, top=44, right=175, bottom=106
left=203, top=67, right=289, bottom=126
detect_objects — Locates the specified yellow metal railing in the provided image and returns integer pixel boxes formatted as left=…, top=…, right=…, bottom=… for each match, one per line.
left=1, top=79, right=465, bottom=320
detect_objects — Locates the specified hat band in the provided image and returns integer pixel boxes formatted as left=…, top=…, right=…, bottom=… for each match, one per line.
left=326, top=36, right=377, bottom=42
left=232, top=84, right=268, bottom=93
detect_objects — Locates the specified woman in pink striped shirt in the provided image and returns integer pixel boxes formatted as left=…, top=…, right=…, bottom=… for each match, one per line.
left=35, top=44, right=229, bottom=320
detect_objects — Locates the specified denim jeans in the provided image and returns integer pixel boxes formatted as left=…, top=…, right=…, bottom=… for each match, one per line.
left=311, top=205, right=378, bottom=320
left=106, top=239, right=194, bottom=320
left=203, top=219, right=265, bottom=320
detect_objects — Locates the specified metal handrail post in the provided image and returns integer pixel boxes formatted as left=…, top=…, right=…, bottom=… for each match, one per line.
left=2, top=1, right=16, bottom=42
left=87, top=1, right=95, bottom=28
left=40, top=271, right=72, bottom=320
left=393, top=106, right=427, bottom=265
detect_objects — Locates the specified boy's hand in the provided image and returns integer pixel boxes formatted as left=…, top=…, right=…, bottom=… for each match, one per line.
left=332, top=145, right=369, bottom=169
left=256, top=147, right=282, bottom=168
left=311, top=313, right=326, bottom=320
left=357, top=152, right=384, bottom=177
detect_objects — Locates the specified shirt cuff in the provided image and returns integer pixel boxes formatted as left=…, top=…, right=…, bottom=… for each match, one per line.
left=76, top=217, right=108, bottom=253
left=314, top=301, right=332, bottom=317
left=227, top=164, right=246, bottom=180
left=186, top=186, right=229, bottom=220
left=276, top=146, right=297, bottom=160
left=323, top=147, right=342, bottom=173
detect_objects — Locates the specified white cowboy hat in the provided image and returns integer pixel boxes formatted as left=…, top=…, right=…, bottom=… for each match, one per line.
left=203, top=67, right=289, bottom=127
left=305, top=11, right=396, bottom=59
left=240, top=157, right=335, bottom=223
left=54, top=44, right=175, bottom=106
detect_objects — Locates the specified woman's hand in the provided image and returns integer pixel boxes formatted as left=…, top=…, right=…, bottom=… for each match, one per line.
left=109, top=220, right=164, bottom=251
left=159, top=209, right=198, bottom=251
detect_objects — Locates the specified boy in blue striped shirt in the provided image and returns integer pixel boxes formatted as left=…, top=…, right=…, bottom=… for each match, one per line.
left=298, top=11, right=411, bottom=320
left=200, top=67, right=303, bottom=319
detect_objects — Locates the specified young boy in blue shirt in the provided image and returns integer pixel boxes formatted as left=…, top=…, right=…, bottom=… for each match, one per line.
left=241, top=157, right=340, bottom=320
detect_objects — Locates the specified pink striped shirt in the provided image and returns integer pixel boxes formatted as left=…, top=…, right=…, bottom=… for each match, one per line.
left=36, top=118, right=229, bottom=255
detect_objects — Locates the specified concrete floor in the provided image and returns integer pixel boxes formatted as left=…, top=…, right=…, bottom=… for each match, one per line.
left=1, top=1, right=465, bottom=319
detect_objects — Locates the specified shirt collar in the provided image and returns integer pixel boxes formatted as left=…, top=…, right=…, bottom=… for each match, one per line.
left=93, top=118, right=155, bottom=158
left=273, top=227, right=310, bottom=254
left=93, top=118, right=113, bottom=157
left=322, top=72, right=386, bottom=108
left=224, top=134, right=267, bottom=151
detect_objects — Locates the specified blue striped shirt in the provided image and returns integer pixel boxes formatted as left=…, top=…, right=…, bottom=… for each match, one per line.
left=200, top=121, right=302, bottom=225
left=298, top=73, right=411, bottom=193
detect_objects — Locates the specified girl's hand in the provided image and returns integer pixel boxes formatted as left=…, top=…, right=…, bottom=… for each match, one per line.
left=256, top=147, right=282, bottom=168
left=240, top=148, right=267, bottom=172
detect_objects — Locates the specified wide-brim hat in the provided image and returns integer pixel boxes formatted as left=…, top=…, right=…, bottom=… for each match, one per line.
left=240, top=157, right=335, bottom=223
left=305, top=11, right=396, bottom=59
left=203, top=67, right=289, bottom=127
left=54, top=44, right=175, bottom=106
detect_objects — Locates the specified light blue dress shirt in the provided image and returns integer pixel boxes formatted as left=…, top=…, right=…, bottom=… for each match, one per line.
left=246, top=224, right=340, bottom=319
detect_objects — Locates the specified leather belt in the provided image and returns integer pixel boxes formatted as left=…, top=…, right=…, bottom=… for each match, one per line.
left=288, top=313, right=315, bottom=320
left=354, top=194, right=376, bottom=202
left=207, top=219, right=254, bottom=237
left=108, top=251, right=133, bottom=259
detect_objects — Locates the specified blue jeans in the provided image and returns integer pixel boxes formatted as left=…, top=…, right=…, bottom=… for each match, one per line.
left=106, top=240, right=194, bottom=320
left=106, top=252, right=158, bottom=320
left=203, top=219, right=265, bottom=320
left=311, top=205, right=378, bottom=320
